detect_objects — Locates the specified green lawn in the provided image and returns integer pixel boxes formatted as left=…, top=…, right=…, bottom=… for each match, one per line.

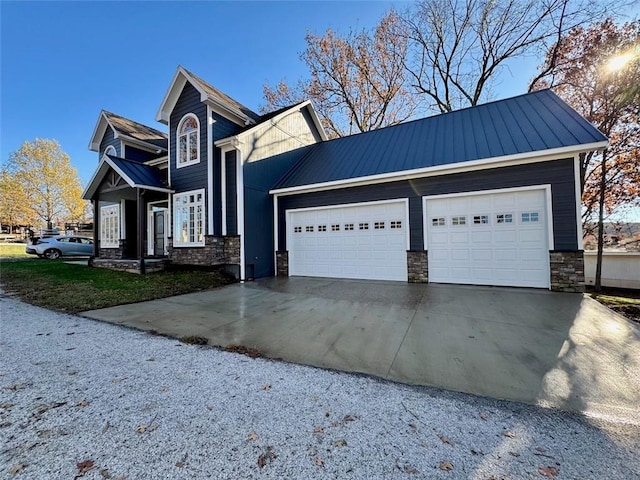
left=0, top=259, right=230, bottom=313
left=0, top=243, right=31, bottom=258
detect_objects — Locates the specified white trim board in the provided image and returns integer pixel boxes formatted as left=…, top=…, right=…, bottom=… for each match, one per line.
left=269, top=141, right=608, bottom=196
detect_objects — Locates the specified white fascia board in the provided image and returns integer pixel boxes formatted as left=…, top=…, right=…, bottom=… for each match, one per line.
left=155, top=68, right=190, bottom=124
left=207, top=106, right=214, bottom=236
left=82, top=158, right=111, bottom=199
left=146, top=156, right=168, bottom=167
left=269, top=141, right=609, bottom=196
left=204, top=99, right=254, bottom=127
left=88, top=111, right=110, bottom=151
left=304, top=101, right=328, bottom=141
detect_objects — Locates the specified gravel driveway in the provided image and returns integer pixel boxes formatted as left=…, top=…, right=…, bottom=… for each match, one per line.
left=2, top=295, right=639, bottom=479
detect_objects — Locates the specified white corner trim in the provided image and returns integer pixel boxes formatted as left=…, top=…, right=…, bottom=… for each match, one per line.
left=269, top=141, right=608, bottom=196
left=220, top=146, right=233, bottom=236
left=207, top=106, right=214, bottom=236
left=120, top=140, right=125, bottom=158
left=167, top=118, right=172, bottom=186
left=236, top=149, right=245, bottom=281
left=574, top=155, right=584, bottom=250
left=120, top=199, right=126, bottom=241
left=273, top=194, right=279, bottom=275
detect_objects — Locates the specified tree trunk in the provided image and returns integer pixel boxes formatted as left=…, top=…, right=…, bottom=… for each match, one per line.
left=594, top=150, right=607, bottom=292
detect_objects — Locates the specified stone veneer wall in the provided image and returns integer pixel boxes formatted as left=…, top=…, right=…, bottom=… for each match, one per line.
left=407, top=250, right=428, bottom=283
left=168, top=235, right=240, bottom=266
left=98, top=239, right=127, bottom=260
left=276, top=251, right=289, bottom=276
left=549, top=250, right=585, bottom=293
left=90, top=258, right=168, bottom=274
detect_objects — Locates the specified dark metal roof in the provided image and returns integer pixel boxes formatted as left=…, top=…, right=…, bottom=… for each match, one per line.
left=273, top=89, right=607, bottom=190
left=107, top=155, right=170, bottom=191
left=103, top=111, right=168, bottom=150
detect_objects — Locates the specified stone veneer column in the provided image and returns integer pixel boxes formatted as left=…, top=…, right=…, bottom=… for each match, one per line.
left=407, top=250, right=428, bottom=283
left=276, top=251, right=289, bottom=277
left=549, top=250, right=585, bottom=293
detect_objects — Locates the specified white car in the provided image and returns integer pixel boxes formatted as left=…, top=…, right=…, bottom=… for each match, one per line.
left=26, top=235, right=94, bottom=259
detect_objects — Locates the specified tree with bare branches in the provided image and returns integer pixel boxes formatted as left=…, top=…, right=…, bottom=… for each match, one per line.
left=264, top=10, right=418, bottom=138
left=531, top=18, right=640, bottom=290
left=400, top=0, right=619, bottom=114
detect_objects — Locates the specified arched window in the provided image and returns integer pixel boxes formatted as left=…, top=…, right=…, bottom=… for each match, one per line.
left=104, top=145, right=116, bottom=157
left=177, top=114, right=199, bottom=166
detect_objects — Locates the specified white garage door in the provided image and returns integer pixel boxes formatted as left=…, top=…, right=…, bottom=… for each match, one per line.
left=425, top=188, right=550, bottom=288
left=287, top=200, right=408, bottom=281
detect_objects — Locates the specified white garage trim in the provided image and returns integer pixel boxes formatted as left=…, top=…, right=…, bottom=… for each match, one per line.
left=285, top=198, right=410, bottom=281
left=423, top=186, right=553, bottom=289
left=422, top=185, right=554, bottom=251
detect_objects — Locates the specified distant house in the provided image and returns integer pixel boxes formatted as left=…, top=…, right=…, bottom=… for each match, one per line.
left=82, top=66, right=607, bottom=292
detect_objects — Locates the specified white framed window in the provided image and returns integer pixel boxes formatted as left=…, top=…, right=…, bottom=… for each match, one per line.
left=318, top=225, right=327, bottom=232
left=177, top=114, right=200, bottom=167
left=104, top=145, right=116, bottom=157
left=521, top=212, right=539, bottom=223
left=431, top=217, right=445, bottom=227
left=173, top=189, right=204, bottom=246
left=345, top=223, right=354, bottom=231
left=496, top=213, right=513, bottom=224
left=100, top=204, right=120, bottom=248
left=390, top=220, right=402, bottom=229
left=473, top=215, right=489, bottom=225
left=359, top=222, right=369, bottom=230
left=294, top=226, right=302, bottom=233
left=374, top=221, right=385, bottom=229
left=331, top=224, right=340, bottom=231
left=451, top=216, right=466, bottom=226
left=306, top=225, right=314, bottom=232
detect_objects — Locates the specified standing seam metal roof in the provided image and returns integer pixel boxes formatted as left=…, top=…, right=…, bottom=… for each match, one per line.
left=273, top=89, right=607, bottom=190
left=107, top=155, right=170, bottom=191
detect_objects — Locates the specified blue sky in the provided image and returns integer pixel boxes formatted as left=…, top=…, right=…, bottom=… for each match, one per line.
left=0, top=0, right=541, bottom=183
left=1, top=1, right=636, bottom=221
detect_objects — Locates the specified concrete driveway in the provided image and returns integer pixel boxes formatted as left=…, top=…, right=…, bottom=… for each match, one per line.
left=82, top=277, right=640, bottom=424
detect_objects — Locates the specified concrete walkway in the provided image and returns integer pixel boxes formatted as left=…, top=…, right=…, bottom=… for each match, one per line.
left=81, top=277, right=640, bottom=424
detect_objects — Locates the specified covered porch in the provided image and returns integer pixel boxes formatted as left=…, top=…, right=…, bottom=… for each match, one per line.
left=82, top=154, right=173, bottom=274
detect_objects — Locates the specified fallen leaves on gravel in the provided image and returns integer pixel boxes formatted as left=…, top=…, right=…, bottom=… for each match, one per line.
left=538, top=466, right=559, bottom=478
left=225, top=344, right=262, bottom=358
left=76, top=460, right=94, bottom=474
left=261, top=384, right=271, bottom=391
left=313, top=456, right=324, bottom=467
left=334, top=439, right=347, bottom=447
left=402, top=464, right=419, bottom=474
left=439, top=461, right=454, bottom=471
left=9, top=464, right=25, bottom=474
left=438, top=435, right=454, bottom=445
left=248, top=432, right=258, bottom=441
left=503, top=431, right=516, bottom=438
left=257, top=446, right=276, bottom=468
left=76, top=399, right=89, bottom=407
left=175, top=453, right=188, bottom=468
left=100, top=469, right=111, bottom=478
left=479, top=412, right=488, bottom=420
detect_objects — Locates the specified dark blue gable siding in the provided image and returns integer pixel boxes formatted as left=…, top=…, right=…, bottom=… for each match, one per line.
left=99, top=127, right=120, bottom=157
left=124, top=144, right=164, bottom=163
left=277, top=158, right=579, bottom=252
left=170, top=82, right=208, bottom=195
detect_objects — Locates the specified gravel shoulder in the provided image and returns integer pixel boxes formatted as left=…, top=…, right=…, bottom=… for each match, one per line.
left=1, top=295, right=639, bottom=479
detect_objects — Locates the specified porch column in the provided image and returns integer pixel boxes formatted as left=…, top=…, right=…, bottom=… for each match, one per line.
left=137, top=188, right=146, bottom=274
left=93, top=198, right=99, bottom=257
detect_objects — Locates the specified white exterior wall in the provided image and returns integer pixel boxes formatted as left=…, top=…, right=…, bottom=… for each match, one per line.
left=584, top=252, right=640, bottom=289
left=243, top=110, right=318, bottom=163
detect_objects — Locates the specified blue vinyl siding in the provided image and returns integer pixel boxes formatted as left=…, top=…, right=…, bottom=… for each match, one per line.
left=244, top=146, right=312, bottom=278
left=225, top=150, right=237, bottom=235
left=99, top=127, right=120, bottom=157
left=277, top=158, right=579, bottom=252
left=123, top=144, right=164, bottom=163
left=169, top=82, right=208, bottom=194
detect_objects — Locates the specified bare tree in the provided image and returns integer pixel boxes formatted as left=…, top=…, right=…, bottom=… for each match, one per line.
left=264, top=10, right=418, bottom=138
left=400, top=0, right=620, bottom=114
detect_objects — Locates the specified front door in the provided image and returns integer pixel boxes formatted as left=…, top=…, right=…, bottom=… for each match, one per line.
left=154, top=210, right=165, bottom=256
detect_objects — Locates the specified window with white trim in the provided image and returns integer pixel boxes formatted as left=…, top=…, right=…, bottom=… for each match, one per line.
left=374, top=221, right=385, bottom=229
left=345, top=223, right=354, bottom=231
left=521, top=212, right=539, bottom=223
left=331, top=224, right=340, bottom=231
left=100, top=204, right=120, bottom=248
left=473, top=215, right=489, bottom=224
left=294, top=226, right=302, bottom=233
left=306, top=225, right=314, bottom=232
left=318, top=225, right=327, bottom=232
left=177, top=114, right=199, bottom=167
left=431, top=217, right=445, bottom=227
left=451, top=216, right=466, bottom=226
left=104, top=145, right=116, bottom=157
left=359, top=222, right=369, bottom=230
left=173, top=189, right=204, bottom=246
left=496, top=213, right=513, bottom=224
left=390, top=220, right=402, bottom=229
